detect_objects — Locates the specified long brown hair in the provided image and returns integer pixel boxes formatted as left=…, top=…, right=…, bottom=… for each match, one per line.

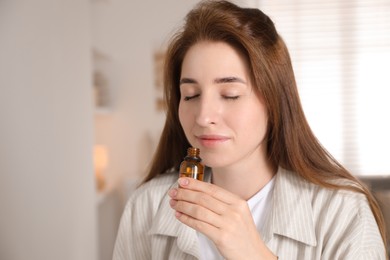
left=143, top=0, right=387, bottom=249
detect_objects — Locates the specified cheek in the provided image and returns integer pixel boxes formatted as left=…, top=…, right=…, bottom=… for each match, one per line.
left=178, top=103, right=191, bottom=130
left=229, top=103, right=268, bottom=134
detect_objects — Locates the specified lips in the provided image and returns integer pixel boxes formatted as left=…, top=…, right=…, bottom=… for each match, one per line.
left=196, top=134, right=230, bottom=147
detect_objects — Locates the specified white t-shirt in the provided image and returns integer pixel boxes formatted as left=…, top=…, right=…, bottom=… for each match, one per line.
left=198, top=176, right=276, bottom=260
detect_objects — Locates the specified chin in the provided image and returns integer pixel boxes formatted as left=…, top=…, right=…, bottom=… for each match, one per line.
left=197, top=149, right=231, bottom=168
left=202, top=159, right=228, bottom=169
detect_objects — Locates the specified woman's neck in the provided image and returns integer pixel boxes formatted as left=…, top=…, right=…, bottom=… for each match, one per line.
left=211, top=159, right=276, bottom=201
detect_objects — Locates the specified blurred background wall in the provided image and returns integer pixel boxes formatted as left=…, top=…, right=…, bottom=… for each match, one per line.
left=0, top=0, right=389, bottom=260
left=0, top=1, right=96, bottom=260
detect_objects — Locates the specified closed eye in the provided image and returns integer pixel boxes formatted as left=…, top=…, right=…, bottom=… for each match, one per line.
left=183, top=94, right=200, bottom=101
left=223, top=95, right=240, bottom=100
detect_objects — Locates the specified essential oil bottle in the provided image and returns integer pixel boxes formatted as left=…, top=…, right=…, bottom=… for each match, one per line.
left=179, top=147, right=204, bottom=181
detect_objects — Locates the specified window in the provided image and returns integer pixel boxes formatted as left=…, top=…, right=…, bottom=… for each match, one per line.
left=260, top=0, right=390, bottom=176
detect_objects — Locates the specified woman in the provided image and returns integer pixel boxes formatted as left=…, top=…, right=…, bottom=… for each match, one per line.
left=113, top=1, right=388, bottom=259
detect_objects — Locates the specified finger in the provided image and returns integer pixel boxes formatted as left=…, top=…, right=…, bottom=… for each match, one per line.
left=175, top=209, right=239, bottom=252
left=178, top=177, right=240, bottom=204
left=175, top=210, right=221, bottom=239
left=172, top=199, right=223, bottom=228
left=169, top=188, right=227, bottom=215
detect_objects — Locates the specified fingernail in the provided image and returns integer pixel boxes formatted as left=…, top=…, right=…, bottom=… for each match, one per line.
left=169, top=199, right=177, bottom=207
left=178, top=178, right=189, bottom=186
left=168, top=189, right=177, bottom=197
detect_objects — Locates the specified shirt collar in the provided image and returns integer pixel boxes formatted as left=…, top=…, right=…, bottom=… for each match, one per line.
left=263, top=167, right=317, bottom=247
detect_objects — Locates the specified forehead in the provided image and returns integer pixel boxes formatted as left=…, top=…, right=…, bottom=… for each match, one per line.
left=181, top=41, right=251, bottom=79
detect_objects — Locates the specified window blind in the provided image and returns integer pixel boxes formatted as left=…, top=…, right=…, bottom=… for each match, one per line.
left=260, top=0, right=390, bottom=176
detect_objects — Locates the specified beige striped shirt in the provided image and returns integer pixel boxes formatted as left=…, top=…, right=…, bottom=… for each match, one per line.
left=113, top=167, right=386, bottom=259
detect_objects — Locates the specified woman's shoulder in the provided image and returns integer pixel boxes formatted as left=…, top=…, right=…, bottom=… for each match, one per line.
left=274, top=168, right=385, bottom=257
left=277, top=167, right=375, bottom=223
left=287, top=169, right=382, bottom=239
left=279, top=167, right=368, bottom=203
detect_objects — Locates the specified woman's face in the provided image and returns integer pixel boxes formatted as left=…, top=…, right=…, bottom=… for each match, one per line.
left=178, top=41, right=269, bottom=170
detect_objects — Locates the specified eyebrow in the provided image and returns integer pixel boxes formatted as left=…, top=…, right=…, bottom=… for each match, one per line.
left=214, top=76, right=246, bottom=84
left=179, top=78, right=197, bottom=85
left=179, top=76, right=246, bottom=85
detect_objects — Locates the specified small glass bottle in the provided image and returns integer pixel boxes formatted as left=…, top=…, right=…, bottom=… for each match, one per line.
left=179, top=147, right=204, bottom=181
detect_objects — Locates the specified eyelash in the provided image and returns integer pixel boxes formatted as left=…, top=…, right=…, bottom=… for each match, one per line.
left=183, top=94, right=240, bottom=101
left=183, top=94, right=200, bottom=101
left=223, top=95, right=240, bottom=100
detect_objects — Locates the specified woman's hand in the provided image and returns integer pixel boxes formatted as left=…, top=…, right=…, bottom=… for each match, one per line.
left=168, top=177, right=277, bottom=260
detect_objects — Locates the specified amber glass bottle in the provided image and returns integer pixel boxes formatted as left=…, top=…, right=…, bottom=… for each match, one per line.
left=179, top=147, right=204, bottom=181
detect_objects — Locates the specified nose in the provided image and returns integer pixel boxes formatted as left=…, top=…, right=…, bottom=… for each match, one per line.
left=195, top=94, right=219, bottom=127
